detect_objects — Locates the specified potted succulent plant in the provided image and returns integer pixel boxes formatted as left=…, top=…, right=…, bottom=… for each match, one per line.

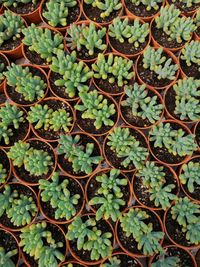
left=167, top=0, right=200, bottom=15
left=194, top=8, right=200, bottom=39
left=0, top=53, right=9, bottom=92
left=0, top=148, right=10, bottom=188
left=100, top=252, right=142, bottom=267
left=194, top=121, right=200, bottom=149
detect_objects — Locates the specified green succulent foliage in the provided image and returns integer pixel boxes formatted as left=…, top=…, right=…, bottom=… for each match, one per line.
left=0, top=246, right=18, bottom=267
left=155, top=5, right=196, bottom=43
left=143, top=46, right=178, bottom=80
left=173, top=78, right=200, bottom=121
left=130, top=0, right=163, bottom=10
left=58, top=134, right=102, bottom=175
left=0, top=163, right=7, bottom=184
left=92, top=53, right=134, bottom=87
left=180, top=160, right=200, bottom=193
left=39, top=172, right=80, bottom=220
left=108, top=17, right=149, bottom=46
left=1, top=0, right=37, bottom=7
left=121, top=83, right=163, bottom=123
left=195, top=9, right=200, bottom=27
left=42, top=0, right=77, bottom=27
left=171, top=197, right=200, bottom=245
left=84, top=0, right=122, bottom=18
left=4, top=64, right=46, bottom=102
left=120, top=208, right=164, bottom=255
left=151, top=253, right=180, bottom=267
left=75, top=90, right=116, bottom=130
left=0, top=185, right=37, bottom=227
left=22, top=24, right=64, bottom=63
left=101, top=256, right=121, bottom=267
left=0, top=10, right=25, bottom=47
left=20, top=221, right=65, bottom=266
left=0, top=126, right=13, bottom=145
left=181, top=40, right=200, bottom=70
left=172, top=0, right=200, bottom=8
left=66, top=22, right=107, bottom=55
left=66, top=216, right=113, bottom=260
left=7, top=140, right=30, bottom=167
left=150, top=122, right=197, bottom=156
left=0, top=63, right=5, bottom=82
left=51, top=51, right=93, bottom=98
left=107, top=127, right=148, bottom=169
left=89, top=169, right=127, bottom=222
left=49, top=109, right=72, bottom=132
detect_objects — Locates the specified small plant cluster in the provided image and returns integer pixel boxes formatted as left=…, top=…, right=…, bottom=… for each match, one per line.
left=152, top=251, right=180, bottom=267
left=0, top=184, right=37, bottom=227
left=51, top=50, right=93, bottom=98
left=1, top=0, right=38, bottom=7
left=89, top=169, right=128, bottom=222
left=75, top=90, right=116, bottom=130
left=121, top=83, right=164, bottom=124
left=58, top=134, right=102, bottom=175
left=8, top=140, right=53, bottom=176
left=66, top=22, right=107, bottom=56
left=39, top=172, right=81, bottom=221
left=20, top=221, right=65, bottom=267
left=42, top=0, right=78, bottom=27
left=101, top=256, right=121, bottom=267
left=0, top=62, right=6, bottom=82
left=120, top=207, right=164, bottom=256
left=92, top=53, right=134, bottom=87
left=181, top=40, right=200, bottom=70
left=0, top=163, right=7, bottom=184
left=107, top=127, right=148, bottom=169
left=66, top=216, right=113, bottom=260
left=138, top=161, right=177, bottom=210
left=173, top=77, right=200, bottom=121
left=143, top=46, right=178, bottom=80
left=130, top=0, right=163, bottom=11
left=0, top=246, right=18, bottom=267
left=108, top=17, right=149, bottom=47
left=0, top=102, right=24, bottom=145
left=150, top=122, right=197, bottom=156
left=155, top=4, right=196, bottom=43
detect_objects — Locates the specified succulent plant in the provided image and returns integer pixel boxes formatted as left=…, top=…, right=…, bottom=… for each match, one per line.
left=0, top=10, right=25, bottom=47
left=51, top=51, right=93, bottom=98
left=92, top=53, right=134, bottom=87
left=39, top=172, right=81, bottom=220
left=66, top=22, right=107, bottom=55
left=0, top=62, right=5, bottom=82
left=150, top=122, right=197, bottom=156
left=171, top=0, right=200, bottom=8
left=101, top=256, right=121, bottom=267
left=152, top=252, right=180, bottom=267
left=22, top=24, right=64, bottom=63
left=58, top=134, right=102, bottom=175
left=89, top=169, right=127, bottom=222
left=130, top=0, right=163, bottom=10
left=42, top=0, right=77, bottom=27
left=66, top=216, right=113, bottom=260
left=7, top=140, right=30, bottom=167
left=84, top=0, right=122, bottom=18
left=0, top=163, right=7, bottom=184
left=1, top=0, right=37, bottom=7
left=170, top=197, right=200, bottom=245
left=108, top=17, right=149, bottom=47
left=120, top=207, right=164, bottom=255
left=143, top=46, right=178, bottom=80
left=0, top=246, right=18, bottom=267
left=181, top=40, right=200, bottom=70
left=49, top=109, right=72, bottom=133
left=107, top=127, right=148, bottom=169
left=4, top=64, right=46, bottom=102
left=75, top=90, right=116, bottom=130
left=0, top=126, right=13, bottom=145
left=121, top=83, right=163, bottom=123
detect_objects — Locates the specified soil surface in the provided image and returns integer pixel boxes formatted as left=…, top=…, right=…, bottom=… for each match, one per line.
left=104, top=253, right=141, bottom=267
left=0, top=37, right=22, bottom=52
left=0, top=149, right=10, bottom=185
left=24, top=45, right=48, bottom=66
left=195, top=122, right=200, bottom=147
left=168, top=0, right=200, bottom=13
left=180, top=58, right=200, bottom=79
left=9, top=2, right=40, bottom=14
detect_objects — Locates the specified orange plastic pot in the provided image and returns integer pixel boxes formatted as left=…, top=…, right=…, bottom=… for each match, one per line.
left=102, top=252, right=143, bottom=267
left=0, top=53, right=9, bottom=92
left=0, top=148, right=11, bottom=189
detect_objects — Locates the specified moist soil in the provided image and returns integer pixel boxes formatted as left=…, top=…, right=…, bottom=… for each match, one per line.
left=195, top=122, right=200, bottom=147
left=133, top=164, right=178, bottom=209
left=180, top=58, right=200, bottom=79
left=33, top=99, right=73, bottom=141
left=14, top=139, right=55, bottom=184
left=117, top=208, right=162, bottom=256
left=0, top=183, right=37, bottom=230
left=104, top=127, right=147, bottom=171
left=0, top=229, right=19, bottom=265
left=0, top=149, right=10, bottom=185
left=168, top=0, right=200, bottom=13
left=24, top=45, right=48, bottom=66
left=0, top=54, right=8, bottom=74
left=6, top=66, right=47, bottom=106
left=104, top=253, right=141, bottom=267
left=8, top=2, right=40, bottom=14
left=0, top=37, right=22, bottom=52
left=58, top=133, right=101, bottom=178
left=0, top=93, right=6, bottom=104
left=40, top=176, right=83, bottom=222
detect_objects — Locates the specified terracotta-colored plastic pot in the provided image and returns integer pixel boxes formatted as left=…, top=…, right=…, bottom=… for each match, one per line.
left=57, top=132, right=102, bottom=179
left=67, top=213, right=115, bottom=266
left=194, top=121, right=200, bottom=151
left=136, top=47, right=180, bottom=91
left=0, top=5, right=4, bottom=14
left=115, top=206, right=164, bottom=258
left=0, top=53, right=9, bottom=92
left=59, top=261, right=87, bottom=267
left=149, top=245, right=197, bottom=267
left=38, top=175, right=85, bottom=224
left=4, top=64, right=49, bottom=107
left=0, top=148, right=11, bottom=189
left=0, top=182, right=38, bottom=232
left=102, top=252, right=143, bottom=267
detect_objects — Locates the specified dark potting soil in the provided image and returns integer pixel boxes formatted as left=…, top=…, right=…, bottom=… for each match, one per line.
left=0, top=149, right=10, bottom=184
left=40, top=176, right=84, bottom=222
left=168, top=0, right=200, bottom=13
left=0, top=54, right=8, bottom=72
left=24, top=45, right=48, bottom=66
left=0, top=229, right=19, bottom=265
left=196, top=27, right=200, bottom=37
left=0, top=183, right=37, bottom=230
left=6, top=66, right=47, bottom=106
left=104, top=127, right=148, bottom=171
left=195, top=122, right=200, bottom=147
left=117, top=208, right=162, bottom=256
left=9, top=1, right=40, bottom=14
left=0, top=37, right=22, bottom=52
left=33, top=99, right=73, bottom=141
left=0, top=93, right=6, bottom=104
left=58, top=133, right=101, bottom=177
left=103, top=253, right=141, bottom=267
left=133, top=164, right=178, bottom=209
left=180, top=58, right=200, bottom=79
left=69, top=215, right=113, bottom=262
left=14, top=139, right=55, bottom=184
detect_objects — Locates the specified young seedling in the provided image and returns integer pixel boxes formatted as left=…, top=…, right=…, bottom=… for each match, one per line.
left=171, top=0, right=200, bottom=8
left=66, top=216, right=113, bottom=260
left=152, top=252, right=180, bottom=267
left=130, top=0, right=163, bottom=11
left=181, top=40, right=200, bottom=69
left=89, top=169, right=127, bottom=222
left=0, top=246, right=18, bottom=267
left=39, top=171, right=81, bottom=221
left=0, top=163, right=7, bottom=184
left=101, top=256, right=121, bottom=267
left=1, top=0, right=37, bottom=7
